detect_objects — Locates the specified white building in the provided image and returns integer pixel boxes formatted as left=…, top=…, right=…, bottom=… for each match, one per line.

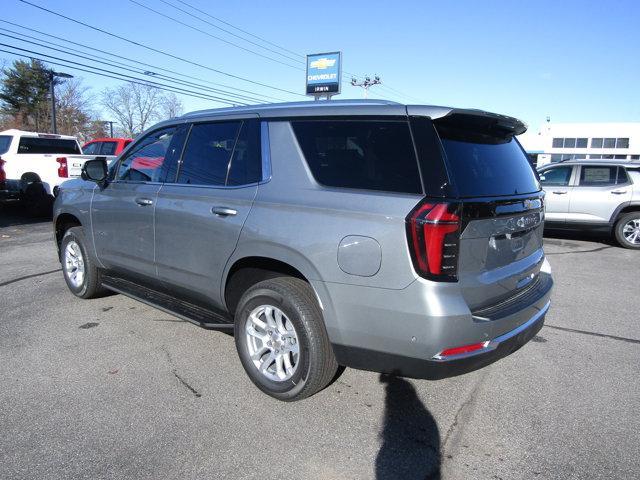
left=518, top=122, right=640, bottom=167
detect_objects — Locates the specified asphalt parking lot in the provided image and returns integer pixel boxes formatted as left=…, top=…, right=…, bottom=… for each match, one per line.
left=1, top=203, right=639, bottom=480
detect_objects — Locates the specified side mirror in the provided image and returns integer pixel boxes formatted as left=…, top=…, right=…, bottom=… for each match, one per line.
left=81, top=158, right=108, bottom=183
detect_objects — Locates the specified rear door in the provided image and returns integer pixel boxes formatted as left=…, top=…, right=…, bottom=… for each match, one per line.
left=154, top=119, right=261, bottom=308
left=538, top=165, right=575, bottom=223
left=91, top=125, right=187, bottom=278
left=568, top=165, right=632, bottom=223
left=431, top=114, right=545, bottom=312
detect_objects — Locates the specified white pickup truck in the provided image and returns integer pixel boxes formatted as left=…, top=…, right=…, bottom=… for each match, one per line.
left=0, top=129, right=115, bottom=215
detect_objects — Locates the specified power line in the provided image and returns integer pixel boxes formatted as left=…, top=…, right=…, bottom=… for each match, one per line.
left=155, top=0, right=304, bottom=65
left=0, top=26, right=278, bottom=105
left=0, top=19, right=285, bottom=103
left=172, top=0, right=304, bottom=59
left=0, top=44, right=250, bottom=106
left=128, top=0, right=303, bottom=71
left=18, top=0, right=304, bottom=97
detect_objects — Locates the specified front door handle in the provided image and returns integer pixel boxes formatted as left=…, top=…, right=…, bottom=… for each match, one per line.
left=552, top=191, right=568, bottom=195
left=211, top=206, right=237, bottom=216
left=135, top=197, right=154, bottom=206
left=611, top=190, right=627, bottom=195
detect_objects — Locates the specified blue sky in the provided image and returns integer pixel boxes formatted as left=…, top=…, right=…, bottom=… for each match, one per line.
left=2, top=0, right=639, bottom=130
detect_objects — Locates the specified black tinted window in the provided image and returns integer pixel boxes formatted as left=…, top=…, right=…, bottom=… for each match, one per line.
left=83, top=142, right=100, bottom=154
left=177, top=122, right=241, bottom=186
left=17, top=137, right=81, bottom=154
left=435, top=122, right=540, bottom=197
left=603, top=138, right=616, bottom=148
left=118, top=127, right=181, bottom=182
left=576, top=138, right=588, bottom=148
left=540, top=166, right=572, bottom=186
left=227, top=120, right=262, bottom=186
left=552, top=138, right=563, bottom=148
left=100, top=142, right=118, bottom=155
left=291, top=120, right=422, bottom=194
left=591, top=138, right=603, bottom=148
left=0, top=135, right=11, bottom=155
left=579, top=166, right=617, bottom=186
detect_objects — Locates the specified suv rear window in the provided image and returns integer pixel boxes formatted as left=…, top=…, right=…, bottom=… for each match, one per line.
left=17, top=137, right=81, bottom=154
left=291, top=120, right=422, bottom=194
left=434, top=117, right=540, bottom=197
left=0, top=135, right=11, bottom=155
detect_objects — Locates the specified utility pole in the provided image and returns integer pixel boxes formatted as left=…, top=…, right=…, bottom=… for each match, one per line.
left=49, top=70, right=73, bottom=134
left=105, top=121, right=115, bottom=137
left=350, top=75, right=381, bottom=99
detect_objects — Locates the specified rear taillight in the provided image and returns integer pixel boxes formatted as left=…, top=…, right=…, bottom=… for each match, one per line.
left=56, top=157, right=68, bottom=178
left=0, top=158, right=6, bottom=184
left=406, top=200, right=461, bottom=281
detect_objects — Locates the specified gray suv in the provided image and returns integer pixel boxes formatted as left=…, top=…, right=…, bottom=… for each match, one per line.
left=539, top=161, right=640, bottom=248
left=54, top=100, right=553, bottom=401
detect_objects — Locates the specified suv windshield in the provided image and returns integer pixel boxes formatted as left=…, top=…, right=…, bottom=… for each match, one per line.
left=0, top=135, right=11, bottom=155
left=18, top=137, right=81, bottom=155
left=435, top=116, right=540, bottom=197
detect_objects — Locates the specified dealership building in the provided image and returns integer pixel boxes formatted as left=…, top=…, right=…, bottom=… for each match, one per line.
left=518, top=122, right=640, bottom=167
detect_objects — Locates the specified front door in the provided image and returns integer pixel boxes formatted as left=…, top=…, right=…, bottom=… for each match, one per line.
left=91, top=125, right=187, bottom=279
left=539, top=165, right=574, bottom=223
left=155, top=119, right=262, bottom=308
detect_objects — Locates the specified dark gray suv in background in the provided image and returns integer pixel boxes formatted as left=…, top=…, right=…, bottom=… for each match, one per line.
left=54, top=100, right=553, bottom=401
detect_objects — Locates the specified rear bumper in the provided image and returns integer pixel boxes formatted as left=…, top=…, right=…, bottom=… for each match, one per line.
left=317, top=267, right=553, bottom=380
left=332, top=304, right=546, bottom=379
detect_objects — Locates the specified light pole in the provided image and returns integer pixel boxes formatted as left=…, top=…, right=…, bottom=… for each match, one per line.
left=49, top=70, right=73, bottom=134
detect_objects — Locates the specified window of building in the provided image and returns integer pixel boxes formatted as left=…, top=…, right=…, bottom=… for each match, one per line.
left=602, top=154, right=614, bottom=159
left=563, top=138, right=576, bottom=148
left=591, top=138, right=603, bottom=148
left=576, top=138, right=588, bottom=148
left=630, top=155, right=639, bottom=160
left=614, top=155, right=627, bottom=159
left=616, top=138, right=629, bottom=149
left=552, top=138, right=563, bottom=148
left=589, top=154, right=602, bottom=159
left=603, top=138, right=616, bottom=148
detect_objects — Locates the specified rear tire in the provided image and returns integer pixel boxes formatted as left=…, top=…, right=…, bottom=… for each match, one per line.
left=60, top=227, right=106, bottom=298
left=614, top=212, right=640, bottom=249
left=234, top=277, right=339, bottom=401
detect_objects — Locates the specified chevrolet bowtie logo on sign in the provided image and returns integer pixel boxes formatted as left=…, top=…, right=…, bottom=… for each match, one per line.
left=306, top=51, right=342, bottom=97
left=310, top=58, right=336, bottom=70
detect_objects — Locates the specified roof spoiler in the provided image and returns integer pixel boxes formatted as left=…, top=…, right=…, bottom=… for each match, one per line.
left=406, top=105, right=527, bottom=136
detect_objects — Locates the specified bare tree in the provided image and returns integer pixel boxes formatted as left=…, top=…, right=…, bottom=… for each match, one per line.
left=101, top=82, right=177, bottom=137
left=160, top=92, right=184, bottom=119
left=55, top=78, right=96, bottom=142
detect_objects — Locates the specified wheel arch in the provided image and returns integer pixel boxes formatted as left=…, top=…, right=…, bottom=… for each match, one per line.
left=54, top=213, right=82, bottom=252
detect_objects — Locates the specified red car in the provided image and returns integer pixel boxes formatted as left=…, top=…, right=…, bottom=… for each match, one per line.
left=82, top=137, right=132, bottom=156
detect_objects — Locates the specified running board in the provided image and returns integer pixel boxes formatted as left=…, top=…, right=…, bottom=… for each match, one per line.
left=101, top=275, right=234, bottom=329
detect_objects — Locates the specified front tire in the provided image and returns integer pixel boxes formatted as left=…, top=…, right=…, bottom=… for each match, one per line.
left=234, top=277, right=339, bottom=401
left=614, top=212, right=640, bottom=249
left=60, top=227, right=106, bottom=298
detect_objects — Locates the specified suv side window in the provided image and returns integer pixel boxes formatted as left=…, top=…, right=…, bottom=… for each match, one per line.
left=117, top=126, right=182, bottom=183
left=579, top=166, right=618, bottom=186
left=177, top=122, right=241, bottom=186
left=617, top=167, right=630, bottom=184
left=291, top=120, right=422, bottom=194
left=540, top=166, right=572, bottom=186
left=227, top=120, right=262, bottom=186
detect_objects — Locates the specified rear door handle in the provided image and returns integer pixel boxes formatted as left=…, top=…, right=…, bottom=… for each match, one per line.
left=211, top=206, right=237, bottom=216
left=552, top=191, right=568, bottom=195
left=135, top=197, right=154, bottom=206
left=611, top=190, right=627, bottom=195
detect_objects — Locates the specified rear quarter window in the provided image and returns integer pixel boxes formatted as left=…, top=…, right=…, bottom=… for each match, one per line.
left=291, top=120, right=423, bottom=195
left=435, top=118, right=540, bottom=197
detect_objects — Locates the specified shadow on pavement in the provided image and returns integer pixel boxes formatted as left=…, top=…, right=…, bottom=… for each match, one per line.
left=376, top=373, right=441, bottom=480
left=543, top=228, right=616, bottom=247
left=0, top=202, right=51, bottom=228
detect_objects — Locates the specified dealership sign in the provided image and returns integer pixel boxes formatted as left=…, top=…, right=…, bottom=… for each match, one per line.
left=306, top=52, right=342, bottom=97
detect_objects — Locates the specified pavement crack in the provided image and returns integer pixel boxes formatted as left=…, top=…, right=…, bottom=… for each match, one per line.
left=442, top=371, right=487, bottom=453
left=161, top=345, right=202, bottom=398
left=0, top=268, right=61, bottom=287
left=545, top=324, right=640, bottom=344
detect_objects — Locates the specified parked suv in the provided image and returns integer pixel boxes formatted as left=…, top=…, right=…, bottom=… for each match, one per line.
left=54, top=100, right=553, bottom=401
left=538, top=161, right=640, bottom=248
